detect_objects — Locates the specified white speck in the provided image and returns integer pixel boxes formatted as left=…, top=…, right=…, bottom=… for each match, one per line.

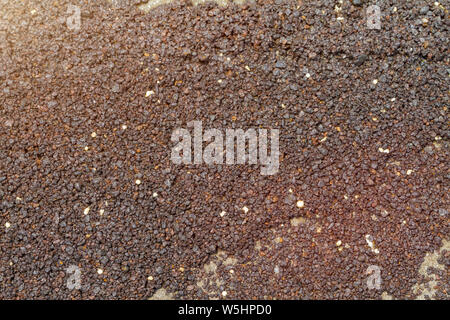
left=145, top=90, right=154, bottom=97
left=365, top=234, right=379, bottom=254
left=31, top=9, right=37, bottom=15
left=337, top=17, right=344, bottom=21
left=365, top=234, right=374, bottom=246
left=83, top=207, right=90, bottom=215
left=274, top=266, right=280, bottom=274
left=406, top=169, right=413, bottom=175
left=218, top=79, right=223, bottom=84
left=226, top=57, right=231, bottom=62
left=84, top=146, right=89, bottom=151
left=320, top=136, right=327, bottom=142
left=422, top=18, right=428, bottom=24
left=5, top=222, right=11, bottom=228
left=393, top=7, right=397, bottom=12
left=147, top=276, right=153, bottom=281
left=91, top=132, right=97, bottom=138
left=135, top=179, right=141, bottom=185
left=245, top=66, right=251, bottom=71
left=242, top=206, right=249, bottom=213
left=99, top=209, right=104, bottom=216
left=296, top=200, right=304, bottom=208
left=229, top=269, right=234, bottom=274
left=221, top=291, right=227, bottom=297
left=152, top=192, right=158, bottom=198
left=288, top=188, right=293, bottom=193
left=336, top=240, right=342, bottom=247
left=97, top=268, right=103, bottom=275
left=390, top=97, right=396, bottom=102
left=305, top=73, right=311, bottom=78
left=121, top=124, right=127, bottom=130
left=344, top=195, right=349, bottom=200
left=434, top=136, right=442, bottom=141
left=220, top=211, right=226, bottom=217
left=9, top=261, right=13, bottom=266
left=434, top=2, right=439, bottom=6
left=378, top=147, right=390, bottom=154
left=372, top=79, right=378, bottom=85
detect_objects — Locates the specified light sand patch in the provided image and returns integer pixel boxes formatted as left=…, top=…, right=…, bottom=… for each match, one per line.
left=412, top=239, right=449, bottom=300
left=149, top=287, right=174, bottom=300
left=195, top=249, right=238, bottom=298
left=381, top=292, right=393, bottom=300
left=290, top=216, right=307, bottom=227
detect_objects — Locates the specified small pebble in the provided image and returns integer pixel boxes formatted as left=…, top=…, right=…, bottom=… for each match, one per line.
left=378, top=147, right=390, bottom=154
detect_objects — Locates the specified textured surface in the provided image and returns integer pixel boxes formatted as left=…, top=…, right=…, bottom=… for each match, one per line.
left=0, top=0, right=449, bottom=299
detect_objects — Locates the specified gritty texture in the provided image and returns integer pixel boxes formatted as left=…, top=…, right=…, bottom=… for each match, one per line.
left=0, top=0, right=449, bottom=299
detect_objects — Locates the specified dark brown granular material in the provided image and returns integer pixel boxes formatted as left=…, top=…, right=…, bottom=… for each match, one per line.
left=0, top=0, right=448, bottom=299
